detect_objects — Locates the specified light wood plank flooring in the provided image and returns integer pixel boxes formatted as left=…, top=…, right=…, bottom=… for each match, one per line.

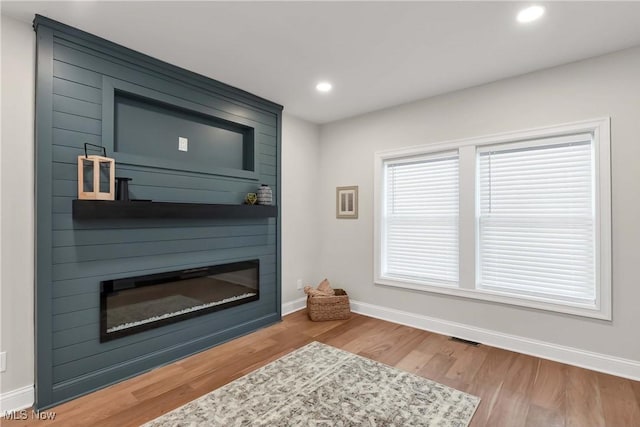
left=3, top=310, right=640, bottom=426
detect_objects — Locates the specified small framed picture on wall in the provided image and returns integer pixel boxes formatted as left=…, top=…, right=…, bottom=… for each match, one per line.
left=336, top=186, right=358, bottom=219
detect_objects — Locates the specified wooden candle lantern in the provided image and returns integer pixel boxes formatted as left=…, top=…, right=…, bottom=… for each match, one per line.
left=77, top=143, right=115, bottom=200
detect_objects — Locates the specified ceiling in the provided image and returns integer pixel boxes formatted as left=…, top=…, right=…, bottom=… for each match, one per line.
left=3, top=1, right=640, bottom=124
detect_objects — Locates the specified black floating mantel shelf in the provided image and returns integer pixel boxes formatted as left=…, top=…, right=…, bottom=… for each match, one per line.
left=72, top=200, right=278, bottom=220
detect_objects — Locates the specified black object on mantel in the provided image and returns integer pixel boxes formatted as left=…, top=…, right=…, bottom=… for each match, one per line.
left=115, top=177, right=132, bottom=201
left=72, top=199, right=278, bottom=220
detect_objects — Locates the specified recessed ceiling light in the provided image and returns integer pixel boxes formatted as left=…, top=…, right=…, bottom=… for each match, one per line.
left=316, top=82, right=332, bottom=93
left=517, top=5, right=545, bottom=23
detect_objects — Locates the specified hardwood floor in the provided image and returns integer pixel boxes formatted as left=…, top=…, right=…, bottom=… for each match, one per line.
left=3, top=310, right=640, bottom=426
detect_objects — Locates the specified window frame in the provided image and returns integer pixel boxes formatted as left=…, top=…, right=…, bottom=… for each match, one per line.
left=373, top=118, right=611, bottom=320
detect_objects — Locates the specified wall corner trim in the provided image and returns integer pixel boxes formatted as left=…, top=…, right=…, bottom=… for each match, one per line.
left=282, top=297, right=306, bottom=316
left=0, top=385, right=35, bottom=413
left=350, top=300, right=640, bottom=381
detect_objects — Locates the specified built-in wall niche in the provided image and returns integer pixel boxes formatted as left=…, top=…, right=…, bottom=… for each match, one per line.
left=102, top=77, right=258, bottom=179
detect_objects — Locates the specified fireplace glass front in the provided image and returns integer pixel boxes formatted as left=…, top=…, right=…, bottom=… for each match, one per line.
left=100, top=260, right=259, bottom=342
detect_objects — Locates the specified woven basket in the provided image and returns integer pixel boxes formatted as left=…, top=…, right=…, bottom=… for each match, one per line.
left=307, top=289, right=350, bottom=321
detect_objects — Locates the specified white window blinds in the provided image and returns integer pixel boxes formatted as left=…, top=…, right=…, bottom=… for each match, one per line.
left=478, top=134, right=596, bottom=304
left=382, top=152, right=459, bottom=285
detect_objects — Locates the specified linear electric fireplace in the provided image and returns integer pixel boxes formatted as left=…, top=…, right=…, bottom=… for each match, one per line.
left=100, top=260, right=260, bottom=342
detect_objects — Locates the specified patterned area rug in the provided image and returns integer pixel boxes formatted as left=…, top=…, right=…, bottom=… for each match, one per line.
left=143, top=341, right=480, bottom=426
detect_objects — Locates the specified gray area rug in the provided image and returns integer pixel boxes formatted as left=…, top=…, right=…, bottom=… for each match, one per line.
left=143, top=341, right=480, bottom=426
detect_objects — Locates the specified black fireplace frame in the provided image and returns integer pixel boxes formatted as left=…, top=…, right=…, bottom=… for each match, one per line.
left=99, top=259, right=260, bottom=342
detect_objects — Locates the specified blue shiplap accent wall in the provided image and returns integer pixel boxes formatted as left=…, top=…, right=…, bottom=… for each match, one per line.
left=34, top=15, right=282, bottom=409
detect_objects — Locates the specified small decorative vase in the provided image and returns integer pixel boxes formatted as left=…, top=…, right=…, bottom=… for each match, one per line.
left=256, top=184, right=273, bottom=205
left=115, top=177, right=132, bottom=201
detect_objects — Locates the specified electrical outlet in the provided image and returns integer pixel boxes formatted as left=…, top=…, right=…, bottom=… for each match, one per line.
left=296, top=279, right=303, bottom=290
left=0, top=352, right=6, bottom=372
left=178, top=137, right=188, bottom=152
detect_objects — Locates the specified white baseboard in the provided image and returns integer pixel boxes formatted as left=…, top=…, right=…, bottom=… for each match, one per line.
left=350, top=299, right=640, bottom=381
left=0, top=384, right=34, bottom=413
left=282, top=297, right=306, bottom=316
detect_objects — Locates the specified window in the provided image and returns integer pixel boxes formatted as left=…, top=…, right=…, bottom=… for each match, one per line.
left=382, top=152, right=459, bottom=286
left=478, top=136, right=595, bottom=304
left=374, top=118, right=611, bottom=319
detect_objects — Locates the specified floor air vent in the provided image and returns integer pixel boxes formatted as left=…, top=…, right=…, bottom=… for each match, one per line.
left=449, top=337, right=481, bottom=346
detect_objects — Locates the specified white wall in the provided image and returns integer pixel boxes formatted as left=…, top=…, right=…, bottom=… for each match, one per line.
left=0, top=14, right=36, bottom=407
left=318, top=46, right=640, bottom=365
left=281, top=113, right=322, bottom=304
